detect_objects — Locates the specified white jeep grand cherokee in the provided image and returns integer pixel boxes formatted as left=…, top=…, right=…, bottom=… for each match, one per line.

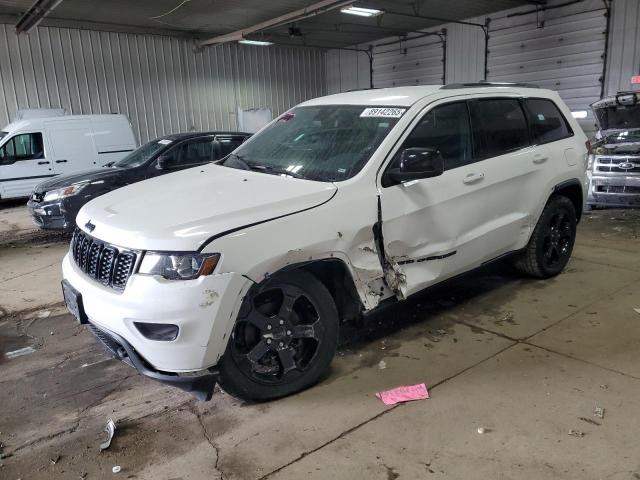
left=62, top=83, right=588, bottom=401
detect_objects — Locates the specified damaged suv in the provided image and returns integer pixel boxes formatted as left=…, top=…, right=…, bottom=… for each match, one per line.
left=587, top=91, right=640, bottom=208
left=62, top=83, right=588, bottom=401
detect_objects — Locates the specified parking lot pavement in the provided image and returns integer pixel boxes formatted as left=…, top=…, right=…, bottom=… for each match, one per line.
left=1, top=209, right=639, bottom=479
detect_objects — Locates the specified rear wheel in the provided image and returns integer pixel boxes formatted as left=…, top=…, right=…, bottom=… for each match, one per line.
left=513, top=195, right=577, bottom=278
left=218, top=270, right=339, bottom=401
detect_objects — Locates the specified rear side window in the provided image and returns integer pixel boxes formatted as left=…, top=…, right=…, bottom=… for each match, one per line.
left=524, top=98, right=573, bottom=144
left=215, top=136, right=247, bottom=158
left=471, top=99, right=529, bottom=159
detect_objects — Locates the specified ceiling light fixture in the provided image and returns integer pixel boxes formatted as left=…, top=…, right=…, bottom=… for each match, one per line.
left=238, top=39, right=274, bottom=46
left=340, top=6, right=383, bottom=17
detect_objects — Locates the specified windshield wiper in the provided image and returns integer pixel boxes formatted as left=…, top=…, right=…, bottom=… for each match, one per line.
left=249, top=164, right=307, bottom=179
left=222, top=152, right=252, bottom=170
left=103, top=161, right=116, bottom=168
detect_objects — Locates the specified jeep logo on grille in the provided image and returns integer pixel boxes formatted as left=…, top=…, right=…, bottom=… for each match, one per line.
left=85, top=220, right=96, bottom=232
left=618, top=162, right=635, bottom=170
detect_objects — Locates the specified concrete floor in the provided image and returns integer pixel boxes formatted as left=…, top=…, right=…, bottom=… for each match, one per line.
left=1, top=206, right=640, bottom=479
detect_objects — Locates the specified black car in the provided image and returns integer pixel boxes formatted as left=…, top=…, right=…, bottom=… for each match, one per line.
left=27, top=131, right=251, bottom=231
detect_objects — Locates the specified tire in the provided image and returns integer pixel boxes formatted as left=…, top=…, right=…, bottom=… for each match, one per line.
left=218, top=270, right=339, bottom=402
left=513, top=195, right=577, bottom=279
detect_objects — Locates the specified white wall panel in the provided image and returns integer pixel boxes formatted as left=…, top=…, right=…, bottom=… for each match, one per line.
left=0, top=24, right=326, bottom=143
left=605, top=0, right=640, bottom=95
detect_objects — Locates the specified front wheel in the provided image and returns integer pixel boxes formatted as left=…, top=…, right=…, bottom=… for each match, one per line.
left=513, top=195, right=577, bottom=278
left=218, top=270, right=339, bottom=402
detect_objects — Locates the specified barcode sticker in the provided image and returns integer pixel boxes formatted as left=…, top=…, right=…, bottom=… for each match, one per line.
left=360, top=107, right=406, bottom=118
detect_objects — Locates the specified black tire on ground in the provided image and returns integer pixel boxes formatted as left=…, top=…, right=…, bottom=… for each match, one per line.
left=218, top=269, right=339, bottom=402
left=513, top=195, right=577, bottom=279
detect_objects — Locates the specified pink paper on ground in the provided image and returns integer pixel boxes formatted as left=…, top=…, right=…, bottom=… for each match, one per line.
left=375, top=383, right=430, bottom=405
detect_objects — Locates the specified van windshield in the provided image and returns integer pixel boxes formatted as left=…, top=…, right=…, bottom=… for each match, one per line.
left=113, top=139, right=169, bottom=168
left=222, top=105, right=404, bottom=181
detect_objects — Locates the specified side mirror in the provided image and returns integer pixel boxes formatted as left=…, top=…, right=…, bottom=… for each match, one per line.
left=387, top=147, right=444, bottom=184
left=155, top=155, right=172, bottom=170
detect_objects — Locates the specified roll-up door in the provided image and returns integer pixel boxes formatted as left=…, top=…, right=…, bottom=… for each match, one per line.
left=372, top=31, right=446, bottom=88
left=487, top=0, right=608, bottom=133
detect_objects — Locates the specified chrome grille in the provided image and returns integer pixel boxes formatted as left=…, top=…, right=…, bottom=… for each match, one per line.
left=71, top=229, right=138, bottom=291
left=596, top=156, right=640, bottom=173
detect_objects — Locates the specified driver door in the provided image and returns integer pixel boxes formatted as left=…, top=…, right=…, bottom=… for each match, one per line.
left=379, top=100, right=491, bottom=298
left=147, top=137, right=216, bottom=177
left=0, top=132, right=51, bottom=199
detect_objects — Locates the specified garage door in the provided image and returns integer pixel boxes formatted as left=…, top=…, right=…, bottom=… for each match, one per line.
left=372, top=32, right=446, bottom=88
left=487, top=0, right=608, bottom=133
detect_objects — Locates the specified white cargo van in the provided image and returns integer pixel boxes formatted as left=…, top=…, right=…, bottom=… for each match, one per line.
left=0, top=114, right=136, bottom=199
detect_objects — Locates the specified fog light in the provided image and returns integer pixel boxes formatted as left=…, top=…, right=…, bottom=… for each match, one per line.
left=134, top=322, right=179, bottom=341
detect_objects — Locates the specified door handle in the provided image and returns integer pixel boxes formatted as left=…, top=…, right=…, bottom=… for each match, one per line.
left=463, top=172, right=484, bottom=184
left=55, top=159, right=68, bottom=163
left=533, top=154, right=548, bottom=164
left=38, top=161, right=50, bottom=165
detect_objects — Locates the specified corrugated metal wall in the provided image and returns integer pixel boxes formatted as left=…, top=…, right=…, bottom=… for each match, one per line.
left=605, top=0, right=640, bottom=95
left=326, top=45, right=370, bottom=94
left=0, top=23, right=326, bottom=143
left=372, top=33, right=445, bottom=88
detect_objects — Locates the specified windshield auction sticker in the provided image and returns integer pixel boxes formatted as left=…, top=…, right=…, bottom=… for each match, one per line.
left=360, top=107, right=406, bottom=118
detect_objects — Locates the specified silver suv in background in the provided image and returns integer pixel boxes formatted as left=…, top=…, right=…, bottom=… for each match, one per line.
left=587, top=91, right=640, bottom=209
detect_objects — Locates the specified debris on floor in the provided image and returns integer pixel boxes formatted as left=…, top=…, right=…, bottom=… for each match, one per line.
left=594, top=406, right=605, bottom=419
left=5, top=346, right=36, bottom=359
left=376, top=383, right=429, bottom=406
left=37, top=310, right=51, bottom=318
left=633, top=308, right=640, bottom=315
left=112, top=465, right=121, bottom=473
left=477, top=427, right=489, bottom=434
left=50, top=454, right=61, bottom=465
left=100, top=418, right=117, bottom=451
left=568, top=429, right=585, bottom=438
left=378, top=360, right=387, bottom=370
left=579, top=416, right=600, bottom=426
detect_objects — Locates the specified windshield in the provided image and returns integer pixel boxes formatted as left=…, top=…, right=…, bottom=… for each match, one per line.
left=223, top=105, right=404, bottom=181
left=594, top=104, right=640, bottom=132
left=113, top=139, right=170, bottom=168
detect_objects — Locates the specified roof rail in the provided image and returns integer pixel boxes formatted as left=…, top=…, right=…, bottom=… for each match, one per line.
left=441, top=81, right=540, bottom=90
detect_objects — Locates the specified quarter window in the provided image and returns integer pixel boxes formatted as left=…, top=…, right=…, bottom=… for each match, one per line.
left=0, top=132, right=44, bottom=165
left=471, top=99, right=529, bottom=158
left=394, top=102, right=473, bottom=172
left=524, top=98, right=572, bottom=144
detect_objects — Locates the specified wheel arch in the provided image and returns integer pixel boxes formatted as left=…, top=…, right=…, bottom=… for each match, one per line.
left=252, top=258, right=365, bottom=323
left=552, top=178, right=584, bottom=222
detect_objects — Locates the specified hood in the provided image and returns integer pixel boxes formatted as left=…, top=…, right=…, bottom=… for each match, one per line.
left=76, top=163, right=337, bottom=251
left=35, top=167, right=124, bottom=193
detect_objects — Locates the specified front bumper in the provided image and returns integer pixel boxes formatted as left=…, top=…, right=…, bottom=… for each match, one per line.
left=27, top=198, right=76, bottom=231
left=587, top=172, right=640, bottom=207
left=62, top=252, right=247, bottom=375
left=86, top=320, right=219, bottom=400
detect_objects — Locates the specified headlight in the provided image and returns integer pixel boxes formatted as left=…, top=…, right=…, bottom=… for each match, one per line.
left=43, top=183, right=88, bottom=202
left=138, top=252, right=220, bottom=280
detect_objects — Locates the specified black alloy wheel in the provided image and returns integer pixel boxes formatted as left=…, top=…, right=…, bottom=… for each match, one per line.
left=218, top=270, right=338, bottom=401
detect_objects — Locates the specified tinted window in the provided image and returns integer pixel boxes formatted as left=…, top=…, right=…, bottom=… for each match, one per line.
left=0, top=132, right=44, bottom=165
left=471, top=99, right=529, bottom=158
left=215, top=136, right=246, bottom=158
left=394, top=102, right=473, bottom=171
left=525, top=98, right=572, bottom=144
left=164, top=138, right=216, bottom=167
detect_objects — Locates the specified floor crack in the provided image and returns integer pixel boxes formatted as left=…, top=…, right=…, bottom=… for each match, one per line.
left=189, top=403, right=225, bottom=480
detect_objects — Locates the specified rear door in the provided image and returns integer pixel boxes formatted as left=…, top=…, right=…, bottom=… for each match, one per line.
left=0, top=131, right=52, bottom=198
left=46, top=121, right=96, bottom=175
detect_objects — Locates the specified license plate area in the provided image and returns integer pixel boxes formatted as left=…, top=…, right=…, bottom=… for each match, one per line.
left=62, top=280, right=88, bottom=324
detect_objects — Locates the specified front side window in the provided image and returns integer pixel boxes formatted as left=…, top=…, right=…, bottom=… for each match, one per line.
left=0, top=132, right=44, bottom=165
left=525, top=98, right=572, bottom=144
left=390, top=101, right=473, bottom=172
left=114, top=139, right=168, bottom=168
left=471, top=99, right=529, bottom=159
left=224, top=105, right=403, bottom=181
